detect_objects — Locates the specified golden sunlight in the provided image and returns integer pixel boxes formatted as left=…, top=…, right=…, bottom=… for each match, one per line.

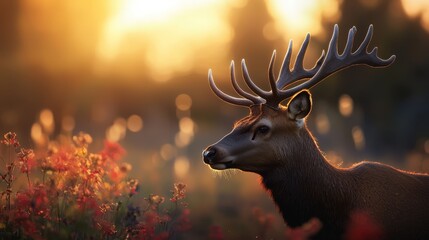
left=401, top=0, right=429, bottom=32
left=265, top=0, right=341, bottom=40
left=98, top=0, right=236, bottom=82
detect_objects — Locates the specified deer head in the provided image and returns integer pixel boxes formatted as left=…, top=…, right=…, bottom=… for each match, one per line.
left=202, top=25, right=395, bottom=174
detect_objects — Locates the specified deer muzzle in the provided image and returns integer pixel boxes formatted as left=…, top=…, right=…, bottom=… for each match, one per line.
left=202, top=145, right=234, bottom=170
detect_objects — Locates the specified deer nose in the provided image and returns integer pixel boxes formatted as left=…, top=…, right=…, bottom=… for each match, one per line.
left=203, top=147, right=217, bottom=164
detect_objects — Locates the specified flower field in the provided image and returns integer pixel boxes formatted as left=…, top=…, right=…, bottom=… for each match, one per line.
left=0, top=132, right=189, bottom=239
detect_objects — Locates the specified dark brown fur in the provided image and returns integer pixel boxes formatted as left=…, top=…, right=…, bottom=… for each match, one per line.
left=261, top=126, right=429, bottom=239
left=204, top=104, right=429, bottom=240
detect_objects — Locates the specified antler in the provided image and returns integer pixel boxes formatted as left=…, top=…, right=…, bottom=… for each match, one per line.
left=208, top=24, right=396, bottom=108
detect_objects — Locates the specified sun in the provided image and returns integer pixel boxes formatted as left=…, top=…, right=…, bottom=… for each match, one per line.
left=96, top=0, right=236, bottom=82
left=265, top=0, right=341, bottom=40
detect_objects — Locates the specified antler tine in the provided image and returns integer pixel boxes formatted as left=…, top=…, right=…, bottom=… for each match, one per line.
left=230, top=61, right=262, bottom=104
left=355, top=24, right=373, bottom=56
left=241, top=59, right=270, bottom=98
left=276, top=40, right=293, bottom=89
left=208, top=69, right=254, bottom=107
left=279, top=24, right=396, bottom=99
left=276, top=33, right=326, bottom=89
left=355, top=24, right=396, bottom=65
left=343, top=26, right=357, bottom=55
left=268, top=50, right=279, bottom=97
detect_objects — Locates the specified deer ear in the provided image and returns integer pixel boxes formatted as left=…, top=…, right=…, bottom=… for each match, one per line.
left=287, top=90, right=312, bottom=120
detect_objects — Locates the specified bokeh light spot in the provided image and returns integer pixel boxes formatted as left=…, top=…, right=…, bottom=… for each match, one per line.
left=174, top=156, right=190, bottom=179
left=316, top=113, right=330, bottom=134
left=179, top=117, right=194, bottom=135
left=175, top=131, right=193, bottom=148
left=31, top=123, right=45, bottom=146
left=40, top=109, right=54, bottom=133
left=401, top=0, right=429, bottom=32
left=127, top=114, right=143, bottom=132
left=424, top=139, right=429, bottom=154
left=339, top=94, right=354, bottom=117
left=106, top=118, right=127, bottom=142
left=352, top=126, right=365, bottom=150
left=176, top=94, right=193, bottom=111
left=62, top=116, right=75, bottom=132
left=160, top=144, right=177, bottom=161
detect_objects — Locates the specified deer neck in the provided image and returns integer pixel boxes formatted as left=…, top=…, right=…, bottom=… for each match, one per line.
left=260, top=129, right=354, bottom=228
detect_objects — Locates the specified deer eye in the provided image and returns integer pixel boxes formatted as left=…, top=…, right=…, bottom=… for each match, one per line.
left=252, top=125, right=270, bottom=140
left=257, top=125, right=270, bottom=134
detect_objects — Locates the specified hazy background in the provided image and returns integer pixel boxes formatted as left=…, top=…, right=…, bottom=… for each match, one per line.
left=0, top=0, right=428, bottom=238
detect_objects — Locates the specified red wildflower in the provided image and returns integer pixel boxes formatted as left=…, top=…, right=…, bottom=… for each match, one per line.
left=252, top=207, right=275, bottom=230
left=9, top=208, right=30, bottom=223
left=77, top=196, right=102, bottom=217
left=147, top=194, right=165, bottom=210
left=252, top=207, right=276, bottom=238
left=209, top=225, right=224, bottom=240
left=108, top=166, right=125, bottom=183
left=45, top=149, right=74, bottom=172
left=153, top=231, right=169, bottom=240
left=1, top=132, right=20, bottom=148
left=13, top=214, right=42, bottom=239
left=17, top=148, right=36, bottom=173
left=137, top=211, right=159, bottom=238
left=15, top=192, right=32, bottom=208
left=101, top=140, right=126, bottom=161
left=344, top=211, right=384, bottom=240
left=127, top=179, right=139, bottom=197
left=175, top=208, right=191, bottom=232
left=135, top=212, right=171, bottom=239
left=97, top=219, right=117, bottom=236
left=0, top=131, right=192, bottom=239
left=285, top=218, right=322, bottom=240
left=170, top=182, right=186, bottom=202
left=89, top=153, right=103, bottom=165
left=30, top=185, right=50, bottom=218
left=120, top=162, right=132, bottom=173
left=72, top=132, right=93, bottom=147
left=144, top=211, right=160, bottom=227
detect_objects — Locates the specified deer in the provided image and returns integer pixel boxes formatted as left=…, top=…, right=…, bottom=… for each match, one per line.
left=202, top=25, right=429, bottom=240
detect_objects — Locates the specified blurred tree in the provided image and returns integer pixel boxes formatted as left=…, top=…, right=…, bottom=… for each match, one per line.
left=0, top=1, right=19, bottom=63
left=314, top=0, right=429, bottom=158
left=229, top=0, right=280, bottom=89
